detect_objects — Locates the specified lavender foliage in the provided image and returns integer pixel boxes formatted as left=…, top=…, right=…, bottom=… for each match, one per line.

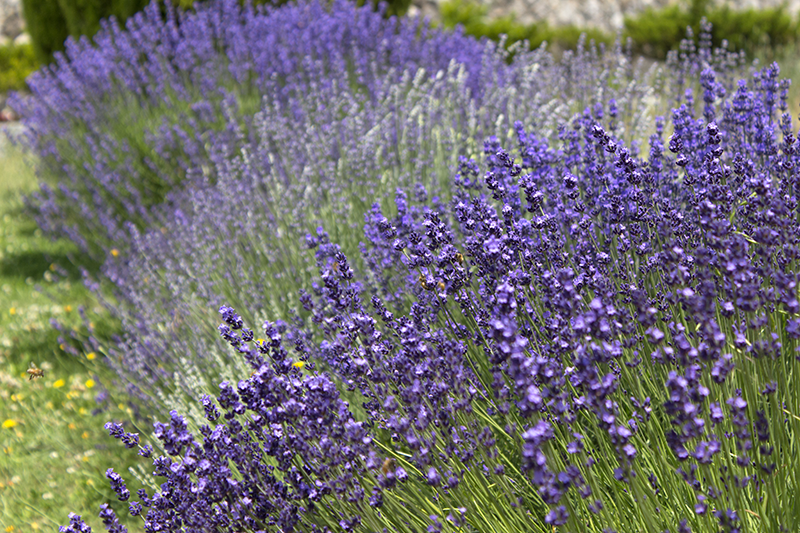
left=48, top=6, right=800, bottom=532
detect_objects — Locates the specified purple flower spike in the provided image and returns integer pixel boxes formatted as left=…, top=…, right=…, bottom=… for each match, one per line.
left=105, top=468, right=130, bottom=501
left=59, top=513, right=92, bottom=533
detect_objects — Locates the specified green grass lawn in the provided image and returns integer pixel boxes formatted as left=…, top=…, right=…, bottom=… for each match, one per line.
left=0, top=144, right=143, bottom=532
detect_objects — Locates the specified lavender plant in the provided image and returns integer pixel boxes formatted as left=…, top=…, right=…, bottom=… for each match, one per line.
left=73, top=57, right=800, bottom=533
left=72, top=6, right=684, bottom=413
left=33, top=0, right=799, bottom=528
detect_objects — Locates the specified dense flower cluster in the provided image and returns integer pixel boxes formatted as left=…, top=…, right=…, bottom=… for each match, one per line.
left=72, top=5, right=678, bottom=409
left=38, top=3, right=800, bottom=532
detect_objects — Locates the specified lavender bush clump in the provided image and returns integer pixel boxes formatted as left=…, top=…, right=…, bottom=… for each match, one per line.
left=84, top=63, right=800, bottom=533
left=42, top=3, right=800, bottom=530
left=77, top=6, right=685, bottom=411
left=15, top=0, right=711, bottom=262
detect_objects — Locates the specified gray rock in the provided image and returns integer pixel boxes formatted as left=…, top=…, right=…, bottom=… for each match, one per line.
left=0, top=0, right=23, bottom=41
left=11, top=31, right=29, bottom=46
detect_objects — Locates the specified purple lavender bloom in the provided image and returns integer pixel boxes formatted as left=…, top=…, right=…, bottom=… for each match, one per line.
left=426, top=466, right=441, bottom=486
left=98, top=504, right=128, bottom=533
left=105, top=469, right=130, bottom=501
left=59, top=513, right=92, bottom=533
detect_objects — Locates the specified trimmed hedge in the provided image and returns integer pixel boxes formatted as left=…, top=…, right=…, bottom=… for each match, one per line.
left=20, top=0, right=69, bottom=65
left=57, top=0, right=149, bottom=43
left=21, top=0, right=151, bottom=64
left=438, top=0, right=612, bottom=52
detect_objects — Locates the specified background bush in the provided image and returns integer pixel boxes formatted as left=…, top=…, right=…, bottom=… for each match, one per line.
left=19, top=0, right=69, bottom=65
left=438, top=0, right=613, bottom=53
left=0, top=43, right=38, bottom=92
left=439, top=0, right=800, bottom=59
left=624, top=0, right=800, bottom=58
left=22, top=0, right=155, bottom=64
left=56, top=0, right=149, bottom=46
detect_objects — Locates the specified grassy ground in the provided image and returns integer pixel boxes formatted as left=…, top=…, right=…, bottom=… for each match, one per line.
left=0, top=144, right=143, bottom=532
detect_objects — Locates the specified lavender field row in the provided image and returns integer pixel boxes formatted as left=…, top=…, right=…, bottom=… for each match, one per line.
left=5, top=0, right=800, bottom=531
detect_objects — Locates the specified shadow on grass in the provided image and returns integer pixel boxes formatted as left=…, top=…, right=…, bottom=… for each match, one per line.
left=0, top=249, right=103, bottom=280
left=0, top=250, right=81, bottom=279
left=7, top=313, right=121, bottom=368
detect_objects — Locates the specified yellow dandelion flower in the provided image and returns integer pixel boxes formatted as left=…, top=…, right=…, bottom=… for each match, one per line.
left=293, top=361, right=305, bottom=369
left=2, top=419, right=17, bottom=429
left=8, top=307, right=15, bottom=315
left=0, top=482, right=4, bottom=489
left=110, top=249, right=119, bottom=257
left=81, top=432, right=89, bottom=439
left=2, top=447, right=11, bottom=454
left=85, top=379, right=95, bottom=388
left=68, top=423, right=76, bottom=430
left=58, top=343, right=65, bottom=351
left=64, top=305, right=72, bottom=312
left=52, top=379, right=65, bottom=388
left=86, top=352, right=96, bottom=360
left=6, top=525, right=14, bottom=532
left=78, top=408, right=87, bottom=415
left=30, top=522, right=40, bottom=531
left=46, top=402, right=54, bottom=410
left=83, top=457, right=90, bottom=463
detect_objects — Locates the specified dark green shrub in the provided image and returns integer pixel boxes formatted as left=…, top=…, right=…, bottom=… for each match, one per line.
left=56, top=0, right=150, bottom=42
left=706, top=4, right=798, bottom=55
left=20, top=0, right=69, bottom=64
left=621, top=2, right=694, bottom=58
left=21, top=0, right=152, bottom=64
left=440, top=0, right=800, bottom=59
left=0, top=43, right=39, bottom=92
